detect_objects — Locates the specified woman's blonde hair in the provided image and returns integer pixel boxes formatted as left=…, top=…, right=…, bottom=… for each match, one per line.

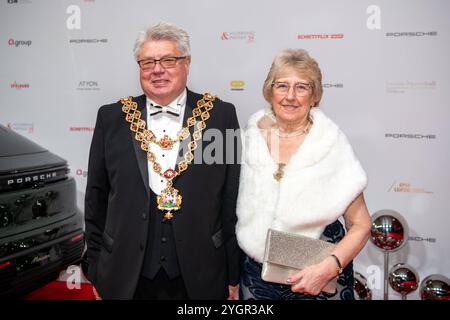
left=262, top=49, right=323, bottom=107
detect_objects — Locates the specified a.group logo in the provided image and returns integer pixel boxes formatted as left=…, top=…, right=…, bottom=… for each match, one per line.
left=8, top=38, right=32, bottom=47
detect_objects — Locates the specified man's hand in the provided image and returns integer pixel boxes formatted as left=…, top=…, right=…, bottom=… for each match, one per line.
left=227, top=284, right=239, bottom=300
left=93, top=286, right=102, bottom=300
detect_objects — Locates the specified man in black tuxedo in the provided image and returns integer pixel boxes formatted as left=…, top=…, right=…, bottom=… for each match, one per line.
left=84, top=22, right=241, bottom=300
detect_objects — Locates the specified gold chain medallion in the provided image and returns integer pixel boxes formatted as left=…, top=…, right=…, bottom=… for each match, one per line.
left=146, top=126, right=191, bottom=150
left=121, top=93, right=216, bottom=219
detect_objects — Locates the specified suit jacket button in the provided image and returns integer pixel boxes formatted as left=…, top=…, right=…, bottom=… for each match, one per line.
left=142, top=213, right=147, bottom=220
left=139, top=243, right=144, bottom=251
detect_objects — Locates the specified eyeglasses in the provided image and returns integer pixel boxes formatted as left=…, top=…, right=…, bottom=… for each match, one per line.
left=272, top=81, right=311, bottom=97
left=137, top=56, right=186, bottom=70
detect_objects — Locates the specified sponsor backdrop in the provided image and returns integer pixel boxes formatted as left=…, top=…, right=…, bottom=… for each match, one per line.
left=1, top=0, right=449, bottom=299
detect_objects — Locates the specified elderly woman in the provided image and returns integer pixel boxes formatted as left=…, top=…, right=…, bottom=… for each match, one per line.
left=236, top=49, right=372, bottom=300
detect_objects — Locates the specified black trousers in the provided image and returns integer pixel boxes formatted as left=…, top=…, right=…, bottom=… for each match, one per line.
left=134, top=268, right=189, bottom=300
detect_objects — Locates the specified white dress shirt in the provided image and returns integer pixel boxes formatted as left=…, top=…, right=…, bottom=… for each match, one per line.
left=146, top=89, right=187, bottom=195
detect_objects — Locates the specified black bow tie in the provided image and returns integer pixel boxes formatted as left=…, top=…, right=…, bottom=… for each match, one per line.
left=149, top=103, right=180, bottom=117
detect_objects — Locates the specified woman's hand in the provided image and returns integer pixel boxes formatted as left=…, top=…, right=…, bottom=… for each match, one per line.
left=287, top=256, right=339, bottom=296
left=287, top=193, right=371, bottom=296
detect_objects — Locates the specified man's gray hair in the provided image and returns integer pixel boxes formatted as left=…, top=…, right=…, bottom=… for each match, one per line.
left=133, top=22, right=190, bottom=61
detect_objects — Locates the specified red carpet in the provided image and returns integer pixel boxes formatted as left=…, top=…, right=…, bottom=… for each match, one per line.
left=24, top=281, right=96, bottom=300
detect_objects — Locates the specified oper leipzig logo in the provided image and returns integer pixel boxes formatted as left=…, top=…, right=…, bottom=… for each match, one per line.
left=221, top=32, right=255, bottom=43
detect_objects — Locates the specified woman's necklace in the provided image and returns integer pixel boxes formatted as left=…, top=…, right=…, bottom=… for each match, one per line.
left=272, top=120, right=312, bottom=181
left=273, top=163, right=286, bottom=181
left=274, top=121, right=311, bottom=139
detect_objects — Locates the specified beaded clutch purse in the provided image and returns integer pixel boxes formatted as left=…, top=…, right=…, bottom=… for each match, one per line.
left=261, top=228, right=337, bottom=293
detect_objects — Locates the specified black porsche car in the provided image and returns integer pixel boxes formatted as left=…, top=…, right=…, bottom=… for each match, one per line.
left=0, top=125, right=84, bottom=298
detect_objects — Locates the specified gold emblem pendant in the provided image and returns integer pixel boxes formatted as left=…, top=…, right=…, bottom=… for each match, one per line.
left=157, top=184, right=182, bottom=220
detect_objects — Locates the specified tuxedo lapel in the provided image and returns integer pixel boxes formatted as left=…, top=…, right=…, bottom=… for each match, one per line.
left=130, top=94, right=150, bottom=198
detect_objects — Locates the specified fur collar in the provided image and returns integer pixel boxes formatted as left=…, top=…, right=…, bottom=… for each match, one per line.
left=236, top=108, right=367, bottom=262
